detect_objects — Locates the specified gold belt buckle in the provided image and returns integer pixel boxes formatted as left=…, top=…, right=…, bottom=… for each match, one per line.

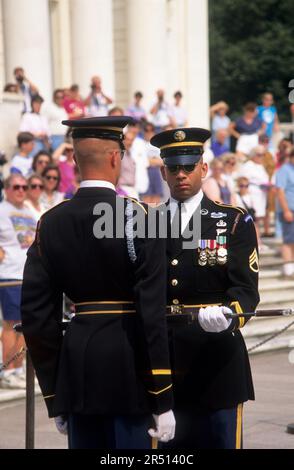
left=170, top=304, right=184, bottom=315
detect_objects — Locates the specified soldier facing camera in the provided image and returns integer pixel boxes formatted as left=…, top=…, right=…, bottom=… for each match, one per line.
left=151, top=127, right=260, bottom=449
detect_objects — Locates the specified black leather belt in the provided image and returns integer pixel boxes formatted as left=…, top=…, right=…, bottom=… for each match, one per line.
left=74, top=301, right=136, bottom=315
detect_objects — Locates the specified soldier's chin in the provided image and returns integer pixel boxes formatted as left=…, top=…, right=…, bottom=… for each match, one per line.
left=173, top=187, right=191, bottom=200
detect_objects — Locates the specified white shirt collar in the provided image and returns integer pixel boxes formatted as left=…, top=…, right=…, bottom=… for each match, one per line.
left=169, top=190, right=204, bottom=233
left=80, top=180, right=116, bottom=191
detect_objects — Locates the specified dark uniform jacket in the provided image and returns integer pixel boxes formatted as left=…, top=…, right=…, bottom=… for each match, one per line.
left=163, top=194, right=259, bottom=411
left=21, top=187, right=173, bottom=417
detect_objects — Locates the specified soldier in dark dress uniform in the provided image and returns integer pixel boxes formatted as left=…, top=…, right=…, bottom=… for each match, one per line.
left=151, top=128, right=260, bottom=449
left=21, top=116, right=175, bottom=449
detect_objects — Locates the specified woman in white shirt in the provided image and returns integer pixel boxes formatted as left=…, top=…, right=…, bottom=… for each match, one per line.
left=24, top=174, right=46, bottom=221
left=40, top=164, right=64, bottom=211
left=238, top=145, right=269, bottom=218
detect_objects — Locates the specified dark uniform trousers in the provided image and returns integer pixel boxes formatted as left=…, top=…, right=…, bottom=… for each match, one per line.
left=21, top=187, right=173, bottom=449
left=162, top=405, right=243, bottom=449
left=161, top=195, right=259, bottom=449
left=68, top=413, right=152, bottom=449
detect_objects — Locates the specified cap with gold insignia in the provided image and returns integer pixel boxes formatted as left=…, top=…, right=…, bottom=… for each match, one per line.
left=150, top=127, right=211, bottom=165
left=62, top=116, right=134, bottom=149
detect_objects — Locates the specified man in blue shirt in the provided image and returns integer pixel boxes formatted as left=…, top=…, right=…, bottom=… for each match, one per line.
left=257, top=93, right=279, bottom=145
left=276, top=149, right=294, bottom=278
left=211, top=129, right=230, bottom=157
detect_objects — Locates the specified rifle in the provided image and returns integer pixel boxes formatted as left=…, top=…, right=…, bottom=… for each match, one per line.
left=166, top=307, right=294, bottom=321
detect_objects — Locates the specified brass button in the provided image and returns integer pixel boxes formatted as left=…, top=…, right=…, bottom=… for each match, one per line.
left=171, top=259, right=178, bottom=266
left=172, top=299, right=179, bottom=305
left=171, top=279, right=178, bottom=287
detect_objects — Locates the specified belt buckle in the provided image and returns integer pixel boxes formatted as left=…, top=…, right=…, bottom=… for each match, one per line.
left=170, top=304, right=184, bottom=315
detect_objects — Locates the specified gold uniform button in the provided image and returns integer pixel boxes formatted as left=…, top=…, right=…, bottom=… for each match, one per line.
left=172, top=299, right=180, bottom=305
left=171, top=279, right=178, bottom=286
left=171, top=259, right=178, bottom=266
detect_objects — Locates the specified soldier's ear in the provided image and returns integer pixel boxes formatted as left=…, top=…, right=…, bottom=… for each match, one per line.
left=160, top=166, right=167, bottom=181
left=201, top=162, right=208, bottom=179
left=110, top=150, right=120, bottom=169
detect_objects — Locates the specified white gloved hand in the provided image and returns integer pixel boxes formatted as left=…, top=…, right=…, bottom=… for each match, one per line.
left=54, top=415, right=68, bottom=435
left=198, top=306, right=232, bottom=333
left=148, top=409, right=176, bottom=443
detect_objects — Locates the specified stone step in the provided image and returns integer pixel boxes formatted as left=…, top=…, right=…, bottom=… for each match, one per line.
left=259, top=256, right=284, bottom=268
left=243, top=315, right=294, bottom=354
left=243, top=314, right=294, bottom=335
left=259, top=278, right=294, bottom=291
left=260, top=237, right=283, bottom=247
left=245, top=330, right=294, bottom=354
left=259, top=269, right=282, bottom=279
left=259, top=289, right=294, bottom=306
left=259, top=247, right=279, bottom=257
left=257, top=302, right=294, bottom=312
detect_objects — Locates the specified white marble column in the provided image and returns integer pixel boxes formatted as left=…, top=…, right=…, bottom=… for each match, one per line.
left=0, top=1, right=5, bottom=93
left=185, top=0, right=210, bottom=127
left=126, top=0, right=167, bottom=112
left=2, top=0, right=53, bottom=101
left=50, top=0, right=72, bottom=89
left=70, top=0, right=115, bottom=99
left=165, top=0, right=187, bottom=107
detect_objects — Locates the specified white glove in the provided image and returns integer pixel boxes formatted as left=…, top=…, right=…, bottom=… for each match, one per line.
left=54, top=415, right=68, bottom=435
left=148, top=409, right=176, bottom=443
left=198, top=306, right=232, bottom=333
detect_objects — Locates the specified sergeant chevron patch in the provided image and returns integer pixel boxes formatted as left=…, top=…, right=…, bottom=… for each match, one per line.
left=249, top=248, right=259, bottom=273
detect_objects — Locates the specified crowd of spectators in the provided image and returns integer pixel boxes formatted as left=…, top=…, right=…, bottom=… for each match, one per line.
left=1, top=67, right=294, bottom=389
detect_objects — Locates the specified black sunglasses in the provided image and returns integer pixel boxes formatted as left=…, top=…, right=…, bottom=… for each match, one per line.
left=239, top=184, right=249, bottom=188
left=30, top=184, right=44, bottom=190
left=12, top=184, right=28, bottom=191
left=45, top=175, right=58, bottom=181
left=166, top=164, right=197, bottom=175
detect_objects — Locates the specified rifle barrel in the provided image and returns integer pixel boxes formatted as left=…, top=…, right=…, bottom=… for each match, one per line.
left=225, top=308, right=294, bottom=319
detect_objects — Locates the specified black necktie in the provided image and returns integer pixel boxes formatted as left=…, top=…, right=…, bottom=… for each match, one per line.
left=170, top=202, right=182, bottom=251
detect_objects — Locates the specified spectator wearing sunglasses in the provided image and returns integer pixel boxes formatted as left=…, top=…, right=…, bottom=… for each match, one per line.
left=24, top=174, right=46, bottom=221
left=40, top=164, right=64, bottom=211
left=32, top=150, right=53, bottom=176
left=52, top=142, right=76, bottom=194
left=221, top=153, right=239, bottom=192
left=235, top=177, right=256, bottom=221
left=0, top=174, right=36, bottom=389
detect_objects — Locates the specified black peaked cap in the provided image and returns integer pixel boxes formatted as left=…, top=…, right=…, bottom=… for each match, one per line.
left=62, top=116, right=135, bottom=146
left=151, top=127, right=211, bottom=165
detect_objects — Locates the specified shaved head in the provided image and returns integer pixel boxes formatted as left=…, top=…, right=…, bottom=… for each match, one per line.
left=73, top=138, right=122, bottom=184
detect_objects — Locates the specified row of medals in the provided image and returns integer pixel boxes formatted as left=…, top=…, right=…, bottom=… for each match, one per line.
left=198, top=236, right=227, bottom=266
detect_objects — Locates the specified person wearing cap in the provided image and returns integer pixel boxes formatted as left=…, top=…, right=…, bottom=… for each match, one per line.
left=21, top=116, right=175, bottom=449
left=151, top=128, right=259, bottom=449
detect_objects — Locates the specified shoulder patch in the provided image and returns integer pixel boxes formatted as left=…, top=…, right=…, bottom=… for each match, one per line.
left=123, top=196, right=147, bottom=214
left=213, top=200, right=245, bottom=215
left=244, top=214, right=253, bottom=223
left=249, top=248, right=259, bottom=273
